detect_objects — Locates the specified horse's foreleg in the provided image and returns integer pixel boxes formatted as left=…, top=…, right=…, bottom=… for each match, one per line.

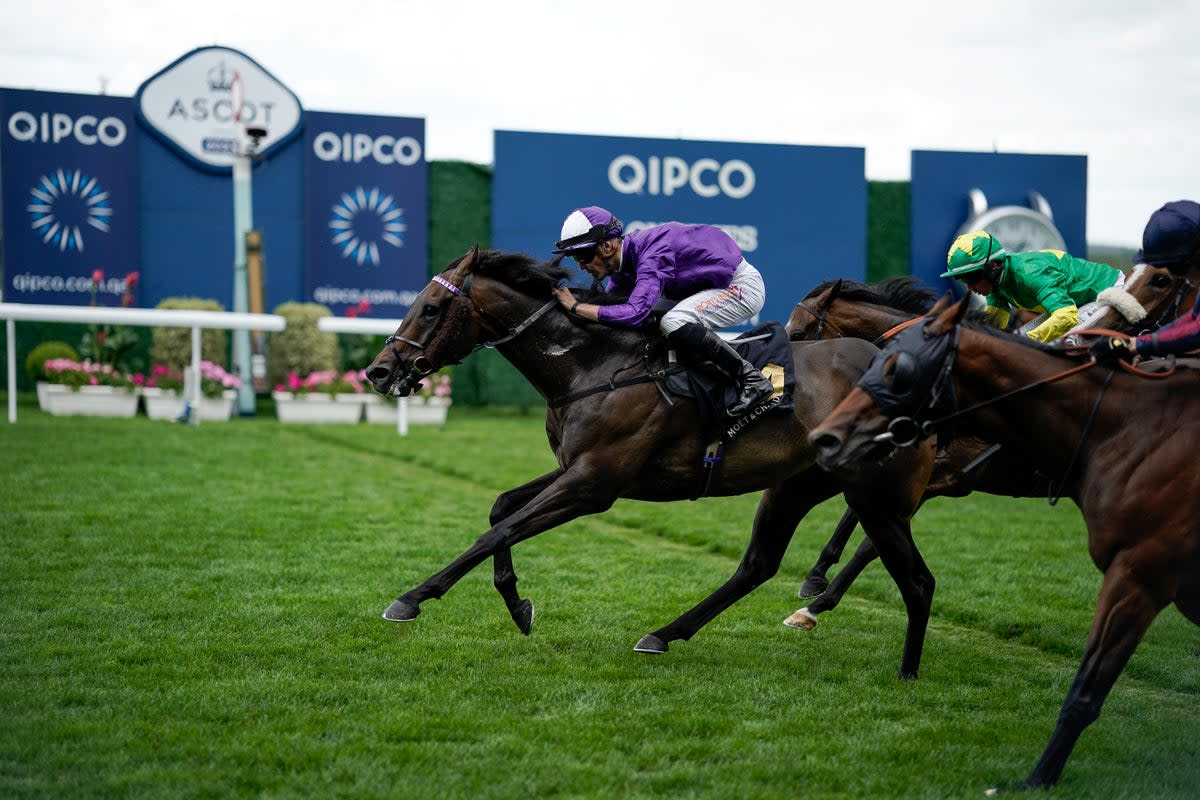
left=487, top=469, right=563, bottom=635
left=636, top=469, right=839, bottom=654
left=785, top=535, right=878, bottom=630
left=849, top=498, right=932, bottom=679
left=1018, top=555, right=1165, bottom=790
left=384, top=464, right=615, bottom=625
left=797, top=507, right=860, bottom=598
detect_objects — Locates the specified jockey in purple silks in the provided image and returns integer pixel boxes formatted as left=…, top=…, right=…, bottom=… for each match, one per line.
left=1092, top=200, right=1200, bottom=361
left=549, top=205, right=774, bottom=417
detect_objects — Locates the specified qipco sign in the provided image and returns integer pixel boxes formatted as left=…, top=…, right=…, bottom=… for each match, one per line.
left=608, top=154, right=756, bottom=199
left=311, top=131, right=423, bottom=166
left=134, top=45, right=303, bottom=173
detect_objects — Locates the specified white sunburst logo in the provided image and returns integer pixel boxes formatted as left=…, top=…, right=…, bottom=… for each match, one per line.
left=328, top=186, right=406, bottom=266
left=27, top=168, right=113, bottom=252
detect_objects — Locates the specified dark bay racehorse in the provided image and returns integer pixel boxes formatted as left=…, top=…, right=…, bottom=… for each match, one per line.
left=364, top=248, right=939, bottom=676
left=785, top=273, right=1198, bottom=626
left=808, top=293, right=1200, bottom=790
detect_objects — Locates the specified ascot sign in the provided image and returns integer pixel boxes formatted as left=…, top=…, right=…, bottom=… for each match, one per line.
left=134, top=45, right=303, bottom=172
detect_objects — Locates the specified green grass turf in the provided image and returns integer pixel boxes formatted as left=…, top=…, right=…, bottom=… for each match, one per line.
left=1, top=406, right=1196, bottom=798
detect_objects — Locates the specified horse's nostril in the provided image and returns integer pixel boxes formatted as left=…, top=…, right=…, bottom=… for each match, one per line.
left=810, top=432, right=842, bottom=456
left=366, top=366, right=390, bottom=383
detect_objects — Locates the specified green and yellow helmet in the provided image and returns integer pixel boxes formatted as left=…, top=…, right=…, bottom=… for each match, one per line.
left=942, top=230, right=1006, bottom=278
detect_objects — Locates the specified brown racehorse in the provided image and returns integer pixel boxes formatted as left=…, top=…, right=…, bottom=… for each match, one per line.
left=1085, top=262, right=1197, bottom=335
left=808, top=293, right=1200, bottom=790
left=784, top=273, right=1197, bottom=623
left=363, top=248, right=939, bottom=677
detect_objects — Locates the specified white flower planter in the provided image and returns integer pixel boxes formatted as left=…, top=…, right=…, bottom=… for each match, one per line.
left=39, top=383, right=139, bottom=418
left=410, top=397, right=451, bottom=425
left=364, top=396, right=451, bottom=425
left=142, top=388, right=236, bottom=421
left=272, top=391, right=365, bottom=424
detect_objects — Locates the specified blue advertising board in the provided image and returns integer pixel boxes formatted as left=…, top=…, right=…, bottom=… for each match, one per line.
left=1, top=89, right=141, bottom=305
left=910, top=150, right=1088, bottom=294
left=493, top=131, right=866, bottom=330
left=135, top=123, right=304, bottom=311
left=304, top=111, right=428, bottom=317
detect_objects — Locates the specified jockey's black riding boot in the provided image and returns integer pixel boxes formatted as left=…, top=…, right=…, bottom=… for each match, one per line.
left=669, top=322, right=774, bottom=417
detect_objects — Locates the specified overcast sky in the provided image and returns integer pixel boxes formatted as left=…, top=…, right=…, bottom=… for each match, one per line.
left=2, top=0, right=1196, bottom=247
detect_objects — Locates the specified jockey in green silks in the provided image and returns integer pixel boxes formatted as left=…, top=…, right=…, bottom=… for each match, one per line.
left=942, top=230, right=1124, bottom=343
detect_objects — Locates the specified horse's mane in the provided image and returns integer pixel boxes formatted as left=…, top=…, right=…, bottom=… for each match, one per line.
left=453, top=249, right=569, bottom=298
left=805, top=276, right=937, bottom=315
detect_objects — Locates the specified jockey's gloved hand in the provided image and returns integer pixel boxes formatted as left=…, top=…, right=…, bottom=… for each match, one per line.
left=1090, top=335, right=1136, bottom=362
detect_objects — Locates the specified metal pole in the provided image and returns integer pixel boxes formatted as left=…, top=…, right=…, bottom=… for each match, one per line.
left=190, top=326, right=202, bottom=426
left=6, top=319, right=15, bottom=423
left=231, top=148, right=255, bottom=415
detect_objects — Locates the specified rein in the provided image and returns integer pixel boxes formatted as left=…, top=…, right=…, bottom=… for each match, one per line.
left=548, top=339, right=675, bottom=409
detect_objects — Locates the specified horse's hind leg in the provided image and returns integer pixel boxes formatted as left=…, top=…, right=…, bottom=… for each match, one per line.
left=487, top=470, right=563, bottom=635
left=797, top=507, right=860, bottom=598
left=635, top=467, right=841, bottom=654
left=785, top=535, right=879, bottom=630
left=1018, top=552, right=1165, bottom=790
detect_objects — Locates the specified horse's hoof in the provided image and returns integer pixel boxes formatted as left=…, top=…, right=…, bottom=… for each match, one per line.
left=382, top=599, right=420, bottom=622
left=633, top=633, right=668, bottom=654
left=797, top=576, right=828, bottom=598
left=782, top=607, right=818, bottom=630
left=511, top=599, right=535, bottom=636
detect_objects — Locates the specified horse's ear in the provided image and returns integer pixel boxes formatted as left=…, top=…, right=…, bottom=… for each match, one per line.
left=450, top=246, right=480, bottom=278
left=951, top=293, right=971, bottom=324
left=929, top=291, right=955, bottom=315
left=926, top=291, right=962, bottom=335
left=825, top=278, right=843, bottom=307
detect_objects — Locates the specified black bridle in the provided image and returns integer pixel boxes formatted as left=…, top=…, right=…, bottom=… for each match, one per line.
left=857, top=319, right=962, bottom=448
left=385, top=273, right=556, bottom=378
left=790, top=300, right=845, bottom=341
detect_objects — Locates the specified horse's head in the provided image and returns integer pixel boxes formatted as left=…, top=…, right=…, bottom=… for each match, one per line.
left=809, top=292, right=968, bottom=474
left=1086, top=263, right=1196, bottom=335
left=365, top=247, right=565, bottom=396
left=788, top=279, right=843, bottom=341
left=788, top=277, right=938, bottom=343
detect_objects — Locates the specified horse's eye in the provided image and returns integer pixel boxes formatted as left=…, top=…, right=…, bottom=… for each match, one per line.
left=420, top=303, right=439, bottom=319
left=889, top=352, right=918, bottom=394
left=1150, top=273, right=1172, bottom=289
left=789, top=331, right=804, bottom=341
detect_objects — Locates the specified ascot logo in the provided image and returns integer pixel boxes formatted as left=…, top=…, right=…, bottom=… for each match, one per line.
left=134, top=45, right=303, bottom=173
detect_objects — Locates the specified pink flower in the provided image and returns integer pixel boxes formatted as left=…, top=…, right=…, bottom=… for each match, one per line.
left=91, top=268, right=104, bottom=284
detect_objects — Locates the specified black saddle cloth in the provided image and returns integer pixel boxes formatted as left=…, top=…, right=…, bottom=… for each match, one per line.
left=666, top=321, right=796, bottom=442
